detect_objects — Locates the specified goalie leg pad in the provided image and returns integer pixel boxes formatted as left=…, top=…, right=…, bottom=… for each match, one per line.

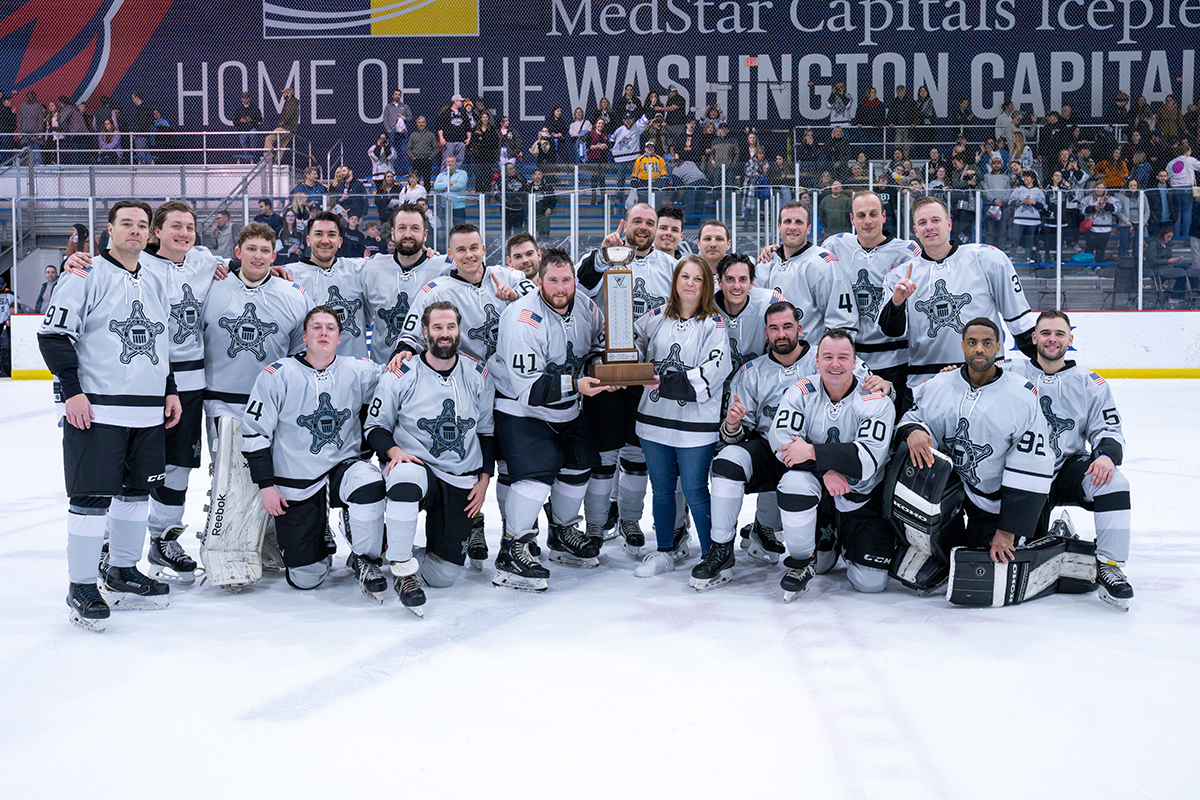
left=883, top=440, right=964, bottom=562
left=201, top=417, right=269, bottom=588
left=889, top=542, right=950, bottom=594
left=946, top=535, right=1098, bottom=607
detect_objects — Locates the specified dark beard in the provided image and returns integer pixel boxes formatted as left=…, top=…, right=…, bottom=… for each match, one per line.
left=769, top=337, right=798, bottom=356
left=540, top=288, right=572, bottom=311
left=396, top=239, right=423, bottom=256
left=430, top=337, right=459, bottom=360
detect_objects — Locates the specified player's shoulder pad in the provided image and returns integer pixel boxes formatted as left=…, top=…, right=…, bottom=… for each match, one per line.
left=795, top=377, right=816, bottom=394
left=1089, top=371, right=1106, bottom=386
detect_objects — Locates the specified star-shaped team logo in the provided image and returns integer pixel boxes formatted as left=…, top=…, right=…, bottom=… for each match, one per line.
left=325, top=285, right=363, bottom=338
left=296, top=391, right=352, bottom=455
left=544, top=341, right=587, bottom=381
left=417, top=398, right=476, bottom=459
left=914, top=279, right=972, bottom=338
left=467, top=304, right=501, bottom=360
left=1039, top=395, right=1076, bottom=458
left=944, top=418, right=994, bottom=486
left=650, top=342, right=689, bottom=407
left=109, top=300, right=165, bottom=364
left=632, top=277, right=666, bottom=317
left=219, top=303, right=280, bottom=361
left=728, top=336, right=757, bottom=373
left=170, top=283, right=203, bottom=345
left=376, top=292, right=410, bottom=347
left=851, top=269, right=884, bottom=320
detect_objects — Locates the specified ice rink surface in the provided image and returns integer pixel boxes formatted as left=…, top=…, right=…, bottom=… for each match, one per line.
left=0, top=378, right=1195, bottom=800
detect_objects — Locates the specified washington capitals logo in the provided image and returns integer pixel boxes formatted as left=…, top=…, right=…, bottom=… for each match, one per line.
left=914, top=279, right=971, bottom=338
left=1039, top=395, right=1075, bottom=458
left=852, top=269, right=884, bottom=320
left=417, top=399, right=475, bottom=459
left=632, top=278, right=666, bottom=317
left=467, top=304, right=501, bottom=359
left=944, top=418, right=994, bottom=486
left=297, top=392, right=352, bottom=454
left=325, top=286, right=363, bottom=338
left=219, top=303, right=279, bottom=360
left=545, top=341, right=587, bottom=381
left=650, top=343, right=689, bottom=406
left=376, top=291, right=410, bottom=347
left=170, top=284, right=203, bottom=345
left=109, top=300, right=164, bottom=364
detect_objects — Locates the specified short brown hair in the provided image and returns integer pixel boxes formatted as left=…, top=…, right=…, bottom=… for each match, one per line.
left=108, top=199, right=152, bottom=225
left=152, top=200, right=196, bottom=235
left=1036, top=309, right=1071, bottom=328
left=817, top=327, right=856, bottom=355
left=422, top=300, right=461, bottom=329
left=392, top=202, right=427, bottom=232
left=911, top=195, right=949, bottom=216
left=698, top=219, right=729, bottom=240
left=506, top=231, right=537, bottom=256
left=237, top=221, right=276, bottom=247
left=304, top=304, right=341, bottom=332
left=666, top=255, right=720, bottom=321
left=777, top=200, right=809, bottom=226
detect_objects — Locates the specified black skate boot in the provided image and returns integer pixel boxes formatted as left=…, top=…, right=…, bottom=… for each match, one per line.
left=492, top=532, right=550, bottom=592
left=148, top=527, right=198, bottom=585
left=467, top=512, right=488, bottom=571
left=780, top=554, right=817, bottom=602
left=99, top=564, right=170, bottom=610
left=739, top=521, right=786, bottom=565
left=66, top=582, right=110, bottom=633
left=690, top=539, right=735, bottom=591
left=340, top=508, right=354, bottom=546
left=1097, top=558, right=1133, bottom=612
left=323, top=523, right=339, bottom=555
left=670, top=524, right=691, bottom=563
left=546, top=510, right=600, bottom=568
left=602, top=500, right=620, bottom=541
left=347, top=552, right=388, bottom=602
left=620, top=519, right=646, bottom=558
left=394, top=574, right=427, bottom=616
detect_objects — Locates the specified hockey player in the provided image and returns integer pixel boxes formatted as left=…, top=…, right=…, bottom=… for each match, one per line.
left=632, top=255, right=731, bottom=578
left=654, top=206, right=684, bottom=257
left=754, top=201, right=856, bottom=345
left=395, top=223, right=533, bottom=364
left=366, top=301, right=495, bottom=610
left=39, top=200, right=180, bottom=631
left=504, top=232, right=541, bottom=279
left=362, top=202, right=452, bottom=366
left=241, top=306, right=387, bottom=594
left=577, top=204, right=678, bottom=553
left=880, top=195, right=1037, bottom=389
left=290, top=211, right=371, bottom=357
left=489, top=250, right=610, bottom=590
left=764, top=330, right=896, bottom=600
left=1006, top=310, right=1134, bottom=610
left=714, top=253, right=782, bottom=377
left=896, top=318, right=1053, bottom=589
left=696, top=219, right=731, bottom=273
left=822, top=190, right=922, bottom=411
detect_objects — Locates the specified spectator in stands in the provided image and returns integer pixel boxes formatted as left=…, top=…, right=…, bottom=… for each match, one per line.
left=928, top=165, right=950, bottom=192
left=1121, top=130, right=1147, bottom=165
left=823, top=125, right=850, bottom=176
left=795, top=128, right=821, bottom=185
left=643, top=113, right=673, bottom=156
left=128, top=91, right=153, bottom=163
left=1083, top=182, right=1129, bottom=263
left=742, top=145, right=768, bottom=219
left=569, top=107, right=591, bottom=163
left=1128, top=150, right=1151, bottom=188
left=855, top=86, right=884, bottom=143
left=545, top=106, right=571, bottom=159
left=1146, top=226, right=1187, bottom=302
left=363, top=220, right=384, bottom=258
left=529, top=168, right=556, bottom=238
left=210, top=210, right=240, bottom=259
left=433, top=154, right=469, bottom=229
left=407, top=116, right=437, bottom=188
left=374, top=171, right=401, bottom=226
left=827, top=81, right=853, bottom=126
left=631, top=141, right=668, bottom=205
left=437, top=94, right=472, bottom=167
left=1009, top=171, right=1046, bottom=262
left=397, top=170, right=427, bottom=206
left=528, top=126, right=554, bottom=168
left=368, top=131, right=395, bottom=177
left=17, top=90, right=44, bottom=165
left=886, top=85, right=919, bottom=154
left=263, top=86, right=299, bottom=163
left=0, top=94, right=16, bottom=135
left=768, top=153, right=795, bottom=204
left=65, top=223, right=90, bottom=259
left=384, top=89, right=413, bottom=174
left=613, top=84, right=642, bottom=124
left=500, top=161, right=529, bottom=236
left=586, top=117, right=611, bottom=203
left=1119, top=178, right=1144, bottom=258
left=286, top=192, right=311, bottom=226
left=704, top=102, right=726, bottom=128
left=662, top=87, right=687, bottom=141
left=277, top=211, right=306, bottom=264
left=672, top=117, right=704, bottom=165
left=818, top=181, right=852, bottom=237
left=234, top=92, right=262, bottom=155
left=1167, top=143, right=1200, bottom=239
left=1097, top=148, right=1130, bottom=190
left=35, top=265, right=59, bottom=315
left=497, top=115, right=522, bottom=167
left=329, top=165, right=368, bottom=219
left=1146, top=168, right=1179, bottom=233
left=643, top=90, right=664, bottom=120
left=950, top=97, right=975, bottom=133
left=1158, top=95, right=1183, bottom=140
left=91, top=96, right=116, bottom=135
left=340, top=214, right=366, bottom=258
left=915, top=85, right=936, bottom=141
left=56, top=96, right=89, bottom=164
left=593, top=96, right=613, bottom=130
left=467, top=111, right=498, bottom=193
left=291, top=166, right=326, bottom=203
left=708, top=122, right=739, bottom=180
left=96, top=118, right=121, bottom=163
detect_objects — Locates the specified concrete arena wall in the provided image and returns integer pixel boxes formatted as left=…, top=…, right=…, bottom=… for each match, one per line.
left=11, top=311, right=1200, bottom=380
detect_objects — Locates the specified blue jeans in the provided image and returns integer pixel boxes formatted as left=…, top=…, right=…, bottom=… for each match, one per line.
left=1175, top=189, right=1194, bottom=240
left=640, top=438, right=716, bottom=554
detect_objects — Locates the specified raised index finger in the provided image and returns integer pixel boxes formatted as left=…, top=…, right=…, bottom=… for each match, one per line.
left=491, top=272, right=501, bottom=288
left=617, top=219, right=625, bottom=236
left=905, top=261, right=913, bottom=280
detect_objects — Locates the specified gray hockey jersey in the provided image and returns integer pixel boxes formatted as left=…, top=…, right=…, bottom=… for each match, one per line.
left=398, top=266, right=534, bottom=362
left=577, top=246, right=677, bottom=319
left=142, top=244, right=223, bottom=392
left=717, top=286, right=784, bottom=374
left=202, top=273, right=312, bottom=419
left=754, top=243, right=857, bottom=345
left=634, top=309, right=731, bottom=448
left=767, top=374, right=896, bottom=499
left=491, top=289, right=606, bottom=424
left=38, top=251, right=173, bottom=428
left=241, top=354, right=383, bottom=501
left=364, top=354, right=495, bottom=489
left=290, top=257, right=370, bottom=358
left=880, top=243, right=1036, bottom=387
left=1006, top=359, right=1126, bottom=472
left=822, top=232, right=920, bottom=371
left=899, top=366, right=1053, bottom=535
left=362, top=251, right=452, bottom=364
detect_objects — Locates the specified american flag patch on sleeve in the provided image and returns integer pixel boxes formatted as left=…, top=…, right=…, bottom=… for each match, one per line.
left=519, top=309, right=542, bottom=328
left=1091, top=372, right=1106, bottom=385
left=822, top=252, right=838, bottom=263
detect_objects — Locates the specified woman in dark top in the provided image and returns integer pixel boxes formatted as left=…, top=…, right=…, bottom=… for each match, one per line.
left=467, top=111, right=499, bottom=193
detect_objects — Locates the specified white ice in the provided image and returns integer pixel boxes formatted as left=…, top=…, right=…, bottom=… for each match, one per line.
left=0, top=379, right=1196, bottom=800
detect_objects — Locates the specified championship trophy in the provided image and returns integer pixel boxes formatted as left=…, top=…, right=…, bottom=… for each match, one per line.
left=588, top=246, right=658, bottom=386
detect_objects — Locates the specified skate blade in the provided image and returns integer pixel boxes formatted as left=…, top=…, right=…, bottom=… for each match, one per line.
left=601, top=527, right=619, bottom=541
left=548, top=551, right=600, bottom=569
left=782, top=586, right=810, bottom=603
left=491, top=573, right=549, bottom=593
left=623, top=542, right=645, bottom=559
left=361, top=587, right=387, bottom=605
left=671, top=546, right=690, bottom=563
left=148, top=565, right=197, bottom=586
left=916, top=581, right=947, bottom=598
left=469, top=557, right=485, bottom=572
left=68, top=611, right=107, bottom=632
left=743, top=542, right=780, bottom=565
left=690, top=570, right=732, bottom=592
left=403, top=604, right=426, bottom=618
left=1099, top=587, right=1131, bottom=612
left=99, top=589, right=170, bottom=611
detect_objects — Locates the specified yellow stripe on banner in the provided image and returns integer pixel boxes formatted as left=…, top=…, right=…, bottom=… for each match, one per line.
left=1093, top=369, right=1200, bottom=379
left=11, top=370, right=53, bottom=380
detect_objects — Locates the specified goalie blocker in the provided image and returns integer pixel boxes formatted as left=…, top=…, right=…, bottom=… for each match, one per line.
left=202, top=417, right=273, bottom=590
left=881, top=440, right=964, bottom=594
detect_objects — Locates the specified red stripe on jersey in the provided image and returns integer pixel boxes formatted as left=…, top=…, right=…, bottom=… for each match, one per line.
left=1094, top=376, right=1106, bottom=385
left=69, top=268, right=89, bottom=279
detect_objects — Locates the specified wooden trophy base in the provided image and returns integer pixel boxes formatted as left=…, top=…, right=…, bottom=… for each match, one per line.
left=589, top=361, right=658, bottom=387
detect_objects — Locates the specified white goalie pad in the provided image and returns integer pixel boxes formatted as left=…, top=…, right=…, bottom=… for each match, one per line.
left=201, top=417, right=272, bottom=589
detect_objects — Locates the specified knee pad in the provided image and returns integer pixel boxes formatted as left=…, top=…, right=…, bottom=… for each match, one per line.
left=418, top=552, right=463, bottom=588
left=711, top=446, right=752, bottom=485
left=163, top=464, right=192, bottom=492
left=339, top=460, right=385, bottom=505
left=386, top=462, right=429, bottom=502
left=847, top=562, right=889, bottom=593
left=286, top=556, right=331, bottom=590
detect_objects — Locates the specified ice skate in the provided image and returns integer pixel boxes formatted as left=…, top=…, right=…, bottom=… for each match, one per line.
left=739, top=521, right=785, bottom=565
left=620, top=519, right=646, bottom=558
left=1048, top=510, right=1078, bottom=541
left=322, top=523, right=338, bottom=556
left=348, top=552, right=387, bottom=603
left=780, top=554, right=817, bottom=602
left=634, top=550, right=675, bottom=578
left=1097, top=558, right=1133, bottom=612
left=390, top=559, right=427, bottom=617
left=546, top=513, right=600, bottom=568
left=601, top=501, right=620, bottom=541
left=670, top=525, right=691, bottom=563
left=148, top=527, right=198, bottom=585
left=690, top=540, right=734, bottom=591
left=99, top=564, right=171, bottom=610
left=66, top=582, right=109, bottom=633
left=467, top=513, right=488, bottom=571
left=492, top=532, right=550, bottom=592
